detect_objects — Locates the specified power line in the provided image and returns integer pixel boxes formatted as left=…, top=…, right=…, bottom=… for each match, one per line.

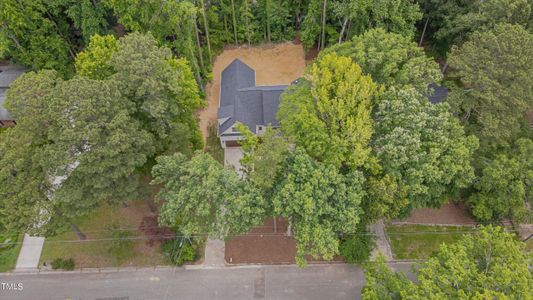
left=1, top=228, right=522, bottom=246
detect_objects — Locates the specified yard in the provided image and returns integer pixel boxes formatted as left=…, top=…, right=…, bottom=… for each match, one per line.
left=197, top=42, right=306, bottom=142
left=39, top=201, right=167, bottom=268
left=0, top=232, right=23, bottom=272
left=387, top=224, right=477, bottom=259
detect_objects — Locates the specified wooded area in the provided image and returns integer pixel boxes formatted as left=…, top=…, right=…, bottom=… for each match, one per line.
left=0, top=0, right=532, bottom=294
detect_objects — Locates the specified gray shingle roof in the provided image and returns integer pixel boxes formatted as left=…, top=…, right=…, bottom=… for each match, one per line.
left=0, top=91, right=10, bottom=120
left=218, top=59, right=287, bottom=135
left=428, top=83, right=448, bottom=104
left=220, top=59, right=255, bottom=107
left=0, top=67, right=25, bottom=121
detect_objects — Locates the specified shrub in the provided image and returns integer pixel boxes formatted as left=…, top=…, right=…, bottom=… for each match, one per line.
left=161, top=238, right=197, bottom=266
left=51, top=258, right=75, bottom=270
left=339, top=231, right=375, bottom=264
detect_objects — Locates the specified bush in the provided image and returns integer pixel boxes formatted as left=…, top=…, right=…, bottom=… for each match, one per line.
left=107, top=225, right=134, bottom=264
left=161, top=238, right=197, bottom=266
left=339, top=231, right=375, bottom=264
left=51, top=258, right=75, bottom=270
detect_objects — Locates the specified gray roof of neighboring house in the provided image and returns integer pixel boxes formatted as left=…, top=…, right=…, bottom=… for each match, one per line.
left=0, top=67, right=25, bottom=121
left=218, top=59, right=287, bottom=135
left=428, top=83, right=448, bottom=104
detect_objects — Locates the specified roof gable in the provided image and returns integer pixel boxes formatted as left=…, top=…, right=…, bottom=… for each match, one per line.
left=220, top=59, right=255, bottom=107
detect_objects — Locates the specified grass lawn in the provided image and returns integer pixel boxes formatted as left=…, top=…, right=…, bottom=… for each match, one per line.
left=205, top=123, right=224, bottom=164
left=0, top=233, right=23, bottom=272
left=40, top=201, right=166, bottom=268
left=387, top=224, right=476, bottom=259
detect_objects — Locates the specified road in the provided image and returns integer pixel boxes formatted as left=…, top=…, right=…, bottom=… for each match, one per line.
left=0, top=263, right=414, bottom=300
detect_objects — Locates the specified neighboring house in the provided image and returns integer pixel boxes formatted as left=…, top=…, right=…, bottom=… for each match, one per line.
left=0, top=65, right=25, bottom=127
left=428, top=83, right=448, bottom=104
left=217, top=59, right=287, bottom=148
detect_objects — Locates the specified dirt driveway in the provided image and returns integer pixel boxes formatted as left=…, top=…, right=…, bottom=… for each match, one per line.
left=197, top=42, right=306, bottom=141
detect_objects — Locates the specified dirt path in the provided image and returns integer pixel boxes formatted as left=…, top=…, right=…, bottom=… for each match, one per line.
left=197, top=42, right=307, bottom=141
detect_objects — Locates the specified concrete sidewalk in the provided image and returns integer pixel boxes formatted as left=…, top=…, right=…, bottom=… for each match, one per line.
left=369, top=219, right=393, bottom=261
left=14, top=234, right=45, bottom=272
left=188, top=238, right=226, bottom=269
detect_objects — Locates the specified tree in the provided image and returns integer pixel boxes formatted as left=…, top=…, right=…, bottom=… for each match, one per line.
left=469, top=138, right=533, bottom=222
left=419, top=0, right=533, bottom=53
left=278, top=53, right=381, bottom=170
left=447, top=24, right=533, bottom=150
left=75, top=34, right=118, bottom=79
left=354, top=0, right=422, bottom=39
left=373, top=87, right=478, bottom=211
left=300, top=0, right=323, bottom=49
left=0, top=71, right=62, bottom=234
left=105, top=0, right=207, bottom=83
left=59, top=0, right=111, bottom=44
left=271, top=148, right=365, bottom=266
left=0, top=0, right=74, bottom=75
left=110, top=33, right=205, bottom=155
left=236, top=123, right=290, bottom=191
left=153, top=152, right=266, bottom=238
left=0, top=73, right=154, bottom=236
left=322, top=28, right=442, bottom=91
left=363, top=226, right=532, bottom=299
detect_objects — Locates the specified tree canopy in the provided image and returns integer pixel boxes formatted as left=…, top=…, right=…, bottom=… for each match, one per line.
left=278, top=53, right=381, bottom=170
left=419, top=0, right=533, bottom=53
left=469, top=138, right=533, bottom=223
left=363, top=226, right=533, bottom=299
left=447, top=24, right=533, bottom=151
left=271, top=148, right=365, bottom=266
left=153, top=152, right=266, bottom=238
left=373, top=87, right=478, bottom=211
left=322, top=28, right=442, bottom=91
left=0, top=73, right=153, bottom=235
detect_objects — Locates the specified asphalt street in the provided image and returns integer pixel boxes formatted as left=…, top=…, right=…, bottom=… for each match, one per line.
left=0, top=263, right=414, bottom=300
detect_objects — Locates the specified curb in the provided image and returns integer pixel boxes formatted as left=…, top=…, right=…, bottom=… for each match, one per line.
left=0, top=265, right=185, bottom=276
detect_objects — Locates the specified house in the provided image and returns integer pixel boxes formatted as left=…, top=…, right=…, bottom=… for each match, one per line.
left=0, top=65, right=25, bottom=127
left=217, top=59, right=287, bottom=148
left=428, top=83, right=448, bottom=104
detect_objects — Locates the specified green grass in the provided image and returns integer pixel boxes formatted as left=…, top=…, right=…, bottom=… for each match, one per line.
left=387, top=224, right=476, bottom=259
left=205, top=123, right=224, bottom=164
left=40, top=201, right=166, bottom=268
left=0, top=233, right=23, bottom=272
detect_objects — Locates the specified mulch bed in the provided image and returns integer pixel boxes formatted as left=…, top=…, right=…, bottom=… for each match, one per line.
left=225, top=217, right=343, bottom=264
left=393, top=202, right=477, bottom=226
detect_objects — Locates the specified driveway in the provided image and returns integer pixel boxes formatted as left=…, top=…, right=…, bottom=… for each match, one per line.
left=224, top=147, right=244, bottom=175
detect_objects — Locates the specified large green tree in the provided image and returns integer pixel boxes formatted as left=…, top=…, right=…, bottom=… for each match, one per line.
left=419, top=0, right=533, bottom=53
left=373, top=87, right=478, bottom=211
left=0, top=0, right=74, bottom=75
left=469, top=138, right=533, bottom=223
left=322, top=28, right=442, bottom=91
left=75, top=34, right=118, bottom=79
left=363, top=226, right=533, bottom=299
left=0, top=73, right=154, bottom=236
left=104, top=0, right=207, bottom=83
left=153, top=152, right=266, bottom=238
left=75, top=33, right=204, bottom=156
left=447, top=24, right=533, bottom=151
left=0, top=71, right=61, bottom=233
left=271, top=148, right=365, bottom=266
left=278, top=53, right=381, bottom=170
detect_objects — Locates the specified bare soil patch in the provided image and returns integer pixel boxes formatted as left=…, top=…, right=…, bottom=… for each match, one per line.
left=197, top=42, right=306, bottom=141
left=393, top=202, right=477, bottom=226
left=225, top=217, right=342, bottom=264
